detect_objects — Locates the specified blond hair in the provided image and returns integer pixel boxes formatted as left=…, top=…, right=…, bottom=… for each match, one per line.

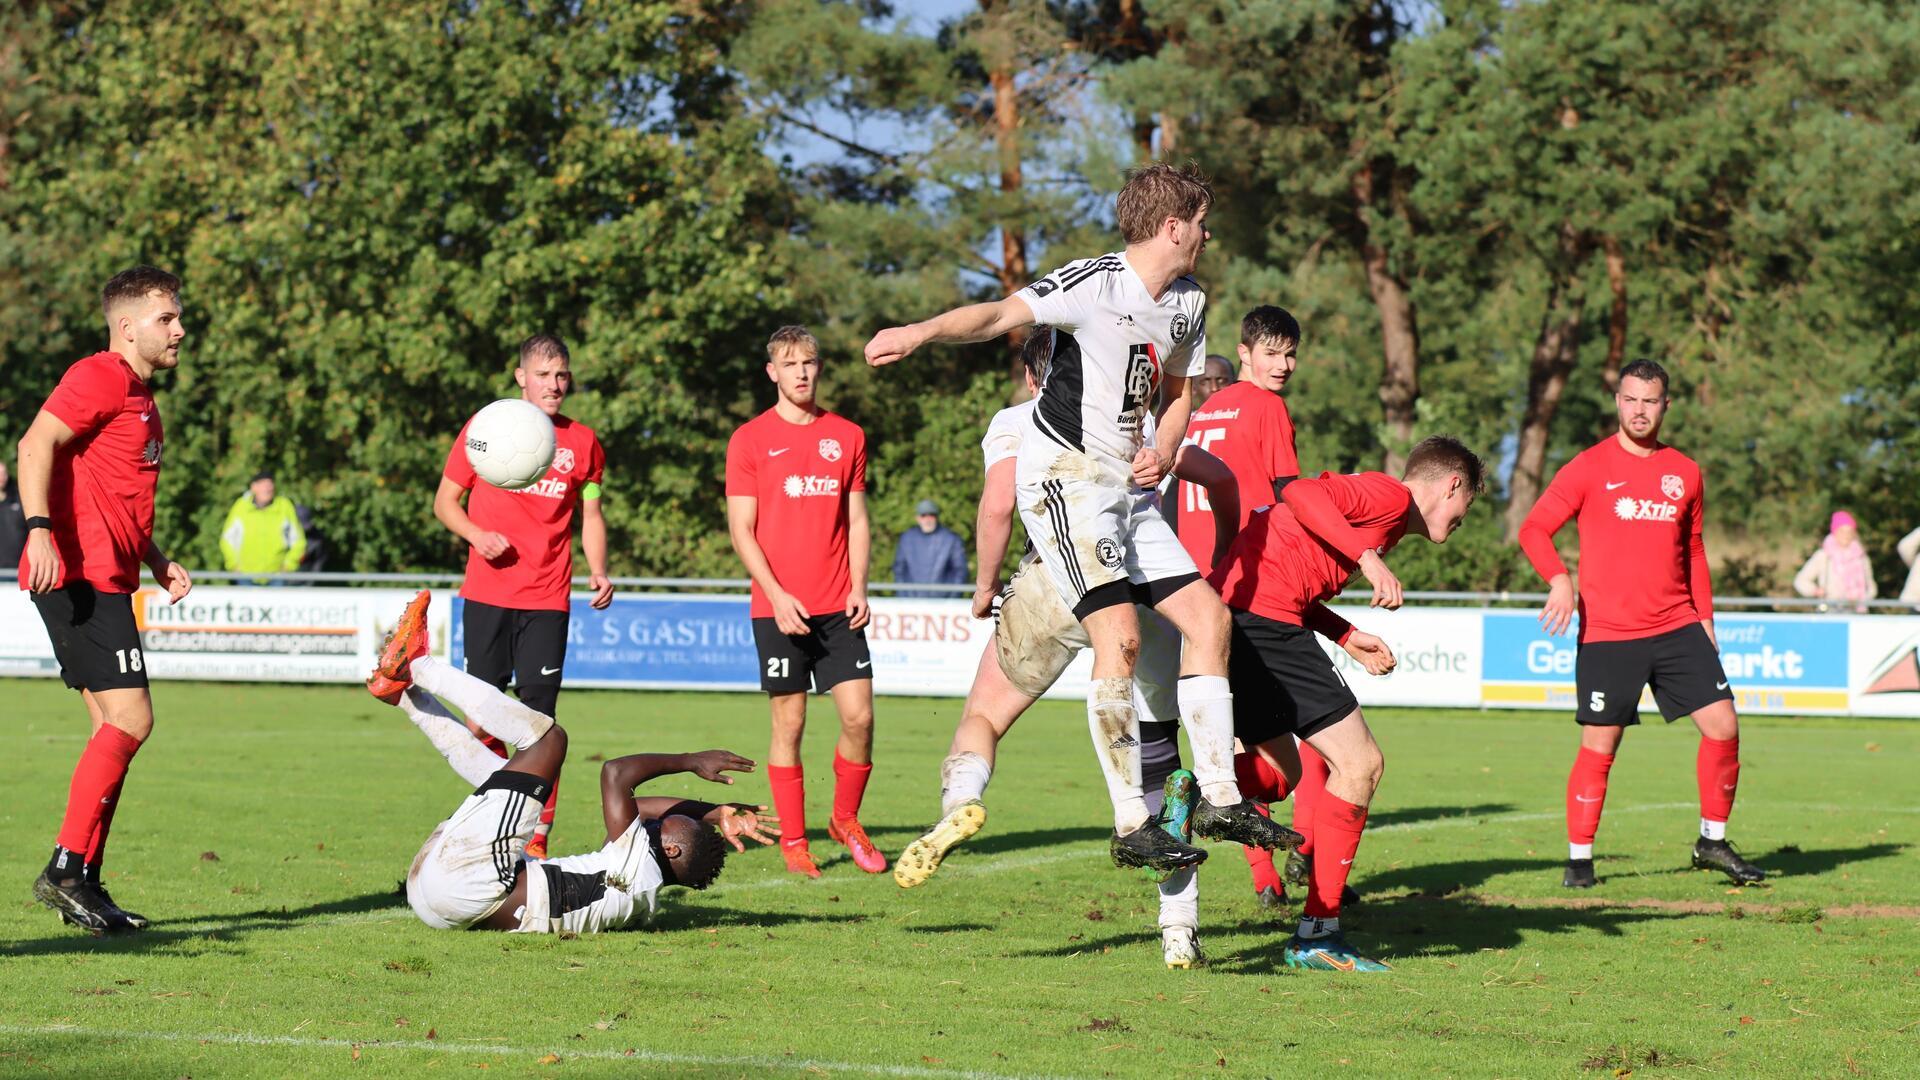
left=1115, top=162, right=1213, bottom=245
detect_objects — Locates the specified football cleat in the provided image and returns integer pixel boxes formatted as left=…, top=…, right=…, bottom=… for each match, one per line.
left=33, top=872, right=115, bottom=936
left=524, top=835, right=548, bottom=861
left=91, top=882, right=150, bottom=931
left=1110, top=823, right=1207, bottom=874
left=781, top=841, right=822, bottom=879
left=893, top=800, right=987, bottom=889
left=1159, top=769, right=1198, bottom=842
left=1283, top=846, right=1310, bottom=887
left=366, top=671, right=409, bottom=705
left=1562, top=858, right=1597, bottom=889
left=828, top=816, right=888, bottom=874
left=1162, top=926, right=1204, bottom=969
left=374, top=590, right=432, bottom=681
left=1194, top=798, right=1304, bottom=851
left=1256, top=884, right=1287, bottom=911
left=1692, top=838, right=1765, bottom=885
left=1283, top=931, right=1392, bottom=973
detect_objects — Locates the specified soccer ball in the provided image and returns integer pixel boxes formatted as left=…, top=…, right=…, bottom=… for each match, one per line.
left=464, top=399, right=555, bottom=491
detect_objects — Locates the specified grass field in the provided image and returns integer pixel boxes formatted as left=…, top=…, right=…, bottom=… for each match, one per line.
left=2, top=679, right=1916, bottom=1078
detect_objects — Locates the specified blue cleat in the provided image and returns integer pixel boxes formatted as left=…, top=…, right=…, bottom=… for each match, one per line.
left=1282, top=932, right=1392, bottom=973
left=1141, top=769, right=1199, bottom=884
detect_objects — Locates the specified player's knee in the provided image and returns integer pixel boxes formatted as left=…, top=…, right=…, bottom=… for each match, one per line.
left=99, top=710, right=153, bottom=744
left=839, top=707, right=874, bottom=737
left=538, top=722, right=568, bottom=756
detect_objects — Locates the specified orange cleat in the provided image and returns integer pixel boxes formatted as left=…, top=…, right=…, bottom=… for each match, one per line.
left=829, top=816, right=888, bottom=874
left=376, top=590, right=432, bottom=680
left=781, top=840, right=822, bottom=879
left=524, top=835, right=548, bottom=861
left=366, top=670, right=409, bottom=705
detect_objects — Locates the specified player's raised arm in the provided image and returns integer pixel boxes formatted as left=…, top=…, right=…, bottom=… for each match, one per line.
left=600, top=750, right=757, bottom=842
left=863, top=295, right=1036, bottom=367
left=15, top=409, right=77, bottom=593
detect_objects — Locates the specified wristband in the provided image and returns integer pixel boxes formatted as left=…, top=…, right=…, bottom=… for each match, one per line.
left=24, top=516, right=52, bottom=533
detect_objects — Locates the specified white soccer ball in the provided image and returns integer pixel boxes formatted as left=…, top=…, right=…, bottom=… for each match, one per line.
left=464, top=399, right=555, bottom=491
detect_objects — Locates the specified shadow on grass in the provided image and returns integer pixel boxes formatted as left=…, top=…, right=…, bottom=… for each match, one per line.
left=1356, top=855, right=1565, bottom=895
left=2, top=888, right=409, bottom=958
left=1650, top=841, right=1909, bottom=882
left=1367, top=803, right=1519, bottom=829
left=648, top=906, right=871, bottom=932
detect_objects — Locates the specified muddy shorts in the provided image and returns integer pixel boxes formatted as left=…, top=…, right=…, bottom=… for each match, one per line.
left=993, top=556, right=1180, bottom=724
left=1015, top=441, right=1199, bottom=622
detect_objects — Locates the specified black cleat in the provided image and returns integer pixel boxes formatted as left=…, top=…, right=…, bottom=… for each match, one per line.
left=1110, top=823, right=1207, bottom=873
left=1284, top=847, right=1310, bottom=887
left=1563, top=858, right=1597, bottom=889
left=93, top=884, right=150, bottom=931
left=1692, top=838, right=1765, bottom=885
left=1194, top=799, right=1304, bottom=850
left=1256, top=884, right=1286, bottom=910
left=33, top=872, right=114, bottom=936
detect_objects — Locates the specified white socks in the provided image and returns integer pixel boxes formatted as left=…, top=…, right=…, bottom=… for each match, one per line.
left=1157, top=867, right=1198, bottom=930
left=1178, top=675, right=1241, bottom=806
left=1297, top=915, right=1338, bottom=940
left=399, top=688, right=504, bottom=787
left=1569, top=842, right=1594, bottom=861
left=940, top=752, right=992, bottom=816
left=1700, top=818, right=1727, bottom=841
left=1088, top=678, right=1149, bottom=833
left=410, top=655, right=554, bottom=751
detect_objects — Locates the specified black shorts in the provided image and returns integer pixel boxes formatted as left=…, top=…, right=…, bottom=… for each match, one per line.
left=753, top=613, right=872, bottom=694
left=1575, top=623, right=1733, bottom=727
left=32, top=585, right=148, bottom=693
left=1226, top=609, right=1358, bottom=745
left=462, top=599, right=570, bottom=717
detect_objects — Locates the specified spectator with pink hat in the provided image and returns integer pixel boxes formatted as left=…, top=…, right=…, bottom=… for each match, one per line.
left=1793, top=510, right=1876, bottom=612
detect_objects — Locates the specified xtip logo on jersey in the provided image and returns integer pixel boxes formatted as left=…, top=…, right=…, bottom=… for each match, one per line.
left=1613, top=496, right=1679, bottom=523
left=782, top=475, right=842, bottom=498
left=514, top=478, right=570, bottom=499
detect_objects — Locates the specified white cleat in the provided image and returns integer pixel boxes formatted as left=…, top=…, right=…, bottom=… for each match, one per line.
left=893, top=800, right=987, bottom=889
left=1162, top=926, right=1204, bottom=970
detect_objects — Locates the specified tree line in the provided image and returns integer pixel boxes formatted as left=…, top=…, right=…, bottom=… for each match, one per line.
left=4, top=1, right=1916, bottom=595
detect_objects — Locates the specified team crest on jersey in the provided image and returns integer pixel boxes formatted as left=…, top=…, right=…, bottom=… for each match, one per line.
left=1094, top=538, right=1123, bottom=569
left=1170, top=312, right=1191, bottom=344
left=818, top=438, right=842, bottom=462
left=551, top=447, right=575, bottom=474
left=1661, top=474, right=1685, bottom=501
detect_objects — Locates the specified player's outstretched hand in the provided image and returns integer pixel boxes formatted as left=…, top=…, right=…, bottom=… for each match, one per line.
left=711, top=805, right=780, bottom=852
left=864, top=326, right=921, bottom=367
left=1131, top=446, right=1171, bottom=489
left=160, top=561, right=192, bottom=604
left=25, top=531, right=59, bottom=593
left=771, top=591, right=812, bottom=636
left=685, top=749, right=756, bottom=785
left=1343, top=630, right=1397, bottom=676
left=845, top=589, right=871, bottom=631
left=1356, top=549, right=1403, bottom=609
left=1540, top=574, right=1576, bottom=637
left=473, top=530, right=514, bottom=561
left=588, top=573, right=615, bottom=610
left=972, top=580, right=1002, bottom=620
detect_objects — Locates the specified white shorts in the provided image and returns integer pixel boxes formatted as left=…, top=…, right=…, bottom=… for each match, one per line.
left=1015, top=441, right=1198, bottom=620
left=994, top=556, right=1180, bottom=723
left=407, top=770, right=551, bottom=930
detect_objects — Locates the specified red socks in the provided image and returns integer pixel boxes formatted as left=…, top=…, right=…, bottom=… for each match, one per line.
left=1697, top=736, right=1739, bottom=824
left=1302, top=792, right=1366, bottom=919
left=769, top=764, right=807, bottom=846
left=1235, top=750, right=1292, bottom=893
left=832, top=753, right=872, bottom=823
left=478, top=733, right=510, bottom=759
left=1292, top=741, right=1329, bottom=858
left=56, top=724, right=143, bottom=865
left=1566, top=746, right=1616, bottom=846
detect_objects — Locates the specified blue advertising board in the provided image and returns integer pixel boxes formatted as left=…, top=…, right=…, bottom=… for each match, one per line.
left=452, top=594, right=761, bottom=690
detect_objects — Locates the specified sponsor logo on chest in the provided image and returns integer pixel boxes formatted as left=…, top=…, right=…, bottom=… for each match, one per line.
left=514, top=478, right=570, bottom=500
left=1613, top=496, right=1679, bottom=523
left=783, top=474, right=841, bottom=498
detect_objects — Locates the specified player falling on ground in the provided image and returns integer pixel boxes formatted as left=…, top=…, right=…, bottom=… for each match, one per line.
left=1169, top=305, right=1330, bottom=911
left=725, top=325, right=884, bottom=879
left=1517, top=359, right=1763, bottom=889
left=17, top=266, right=194, bottom=935
left=895, top=332, right=1248, bottom=969
left=367, top=593, right=776, bottom=931
left=865, top=162, right=1295, bottom=870
left=1211, top=436, right=1486, bottom=971
left=434, top=333, right=612, bottom=859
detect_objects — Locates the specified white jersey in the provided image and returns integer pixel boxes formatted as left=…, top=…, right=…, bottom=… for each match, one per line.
left=982, top=400, right=1034, bottom=470
left=1014, top=252, right=1207, bottom=469
left=512, top=818, right=663, bottom=934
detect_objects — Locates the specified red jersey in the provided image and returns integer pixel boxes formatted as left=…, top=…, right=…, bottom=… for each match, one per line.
left=20, top=353, right=163, bottom=593
left=1518, top=436, right=1712, bottom=643
left=1173, top=381, right=1299, bottom=573
left=444, top=412, right=605, bottom=612
left=724, top=408, right=866, bottom=620
left=1209, top=472, right=1414, bottom=643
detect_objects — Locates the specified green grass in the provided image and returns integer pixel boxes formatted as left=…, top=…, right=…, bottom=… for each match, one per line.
left=2, top=679, right=1917, bottom=1078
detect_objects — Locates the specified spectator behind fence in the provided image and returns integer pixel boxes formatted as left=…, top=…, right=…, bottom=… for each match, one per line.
left=296, top=503, right=329, bottom=573
left=220, top=471, right=306, bottom=584
left=1792, top=510, right=1875, bottom=612
left=892, top=498, right=968, bottom=586
left=0, top=461, right=24, bottom=572
left=1898, top=525, right=1920, bottom=606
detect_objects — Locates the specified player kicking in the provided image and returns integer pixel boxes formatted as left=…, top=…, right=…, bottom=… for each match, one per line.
left=367, top=593, right=776, bottom=931
left=1518, top=359, right=1763, bottom=889
left=726, top=326, right=884, bottom=878
left=895, top=332, right=1252, bottom=968
left=435, top=333, right=612, bottom=859
left=18, top=266, right=193, bottom=935
left=1170, top=305, right=1328, bottom=910
left=1210, top=436, right=1485, bottom=971
left=866, top=163, right=1293, bottom=869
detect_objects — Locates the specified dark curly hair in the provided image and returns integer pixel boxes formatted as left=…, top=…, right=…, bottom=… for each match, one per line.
left=659, top=817, right=729, bottom=891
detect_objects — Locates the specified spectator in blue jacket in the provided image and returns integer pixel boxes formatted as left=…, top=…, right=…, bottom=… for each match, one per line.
left=893, top=499, right=968, bottom=586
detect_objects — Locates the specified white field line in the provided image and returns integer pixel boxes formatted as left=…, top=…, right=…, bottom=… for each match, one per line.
left=0, top=1024, right=1074, bottom=1080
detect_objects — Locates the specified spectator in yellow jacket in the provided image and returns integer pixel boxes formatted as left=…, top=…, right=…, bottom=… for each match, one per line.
left=221, top=472, right=307, bottom=583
